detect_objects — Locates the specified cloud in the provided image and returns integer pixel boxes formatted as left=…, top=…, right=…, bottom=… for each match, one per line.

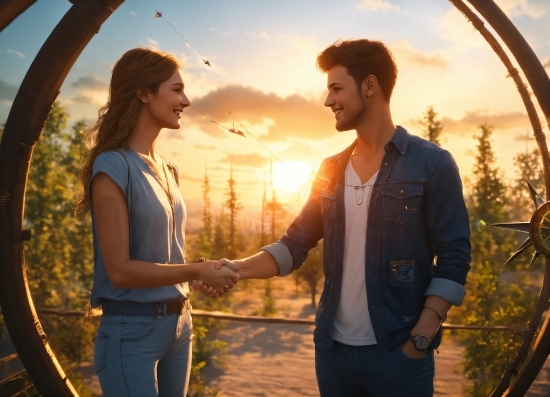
left=5, top=49, right=24, bottom=58
left=129, top=11, right=137, bottom=17
left=357, top=0, right=407, bottom=14
left=186, top=85, right=336, bottom=141
left=70, top=74, right=109, bottom=105
left=0, top=79, right=18, bottom=101
left=440, top=110, right=531, bottom=134
left=391, top=41, right=449, bottom=69
left=209, top=27, right=231, bottom=36
left=219, top=153, right=269, bottom=168
left=194, top=144, right=217, bottom=150
left=498, top=0, right=549, bottom=18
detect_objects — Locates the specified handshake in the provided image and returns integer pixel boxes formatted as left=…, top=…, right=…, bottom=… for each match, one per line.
left=191, top=258, right=242, bottom=298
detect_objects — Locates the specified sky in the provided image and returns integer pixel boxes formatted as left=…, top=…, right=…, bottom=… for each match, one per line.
left=1, top=0, right=549, bottom=222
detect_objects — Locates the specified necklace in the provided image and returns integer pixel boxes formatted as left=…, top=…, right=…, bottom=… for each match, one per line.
left=346, top=183, right=368, bottom=205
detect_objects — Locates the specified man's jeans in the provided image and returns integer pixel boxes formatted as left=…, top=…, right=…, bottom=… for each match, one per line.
left=315, top=341, right=434, bottom=397
left=94, top=312, right=193, bottom=397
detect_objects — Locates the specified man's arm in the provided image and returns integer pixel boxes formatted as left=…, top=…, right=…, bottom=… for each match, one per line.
left=221, top=251, right=279, bottom=280
left=192, top=251, right=279, bottom=296
left=402, top=296, right=451, bottom=358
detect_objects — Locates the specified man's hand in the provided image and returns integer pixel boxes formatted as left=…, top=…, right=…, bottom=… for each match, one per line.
left=191, top=259, right=237, bottom=298
left=401, top=340, right=428, bottom=359
left=193, top=260, right=239, bottom=294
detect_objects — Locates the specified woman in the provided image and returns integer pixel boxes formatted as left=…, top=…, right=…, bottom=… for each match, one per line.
left=76, top=48, right=237, bottom=397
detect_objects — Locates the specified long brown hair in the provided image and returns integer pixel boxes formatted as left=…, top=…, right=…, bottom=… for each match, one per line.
left=75, top=48, right=181, bottom=216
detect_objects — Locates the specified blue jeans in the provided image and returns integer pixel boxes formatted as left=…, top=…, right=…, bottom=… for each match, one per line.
left=94, top=312, right=193, bottom=397
left=315, top=341, right=434, bottom=397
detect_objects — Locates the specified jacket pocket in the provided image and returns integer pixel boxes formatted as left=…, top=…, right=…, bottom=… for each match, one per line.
left=382, top=182, right=423, bottom=225
left=389, top=260, right=415, bottom=288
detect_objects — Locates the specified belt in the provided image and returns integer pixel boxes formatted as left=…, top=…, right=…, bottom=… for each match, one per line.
left=101, top=298, right=190, bottom=317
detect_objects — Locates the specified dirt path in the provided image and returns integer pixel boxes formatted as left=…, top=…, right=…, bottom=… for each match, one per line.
left=74, top=277, right=550, bottom=396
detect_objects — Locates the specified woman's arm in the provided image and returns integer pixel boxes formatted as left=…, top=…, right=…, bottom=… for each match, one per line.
left=92, top=172, right=238, bottom=292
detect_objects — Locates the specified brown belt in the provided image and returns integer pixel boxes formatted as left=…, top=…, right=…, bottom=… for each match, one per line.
left=102, top=298, right=191, bottom=317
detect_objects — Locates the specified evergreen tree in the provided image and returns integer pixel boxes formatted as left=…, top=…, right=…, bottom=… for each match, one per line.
left=421, top=106, right=443, bottom=146
left=265, top=189, right=286, bottom=243
left=24, top=103, right=93, bottom=305
left=449, top=123, right=535, bottom=396
left=195, top=164, right=213, bottom=259
left=470, top=123, right=507, bottom=225
left=224, top=165, right=242, bottom=258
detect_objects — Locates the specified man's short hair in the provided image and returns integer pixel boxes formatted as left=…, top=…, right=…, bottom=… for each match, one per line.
left=317, top=39, right=398, bottom=103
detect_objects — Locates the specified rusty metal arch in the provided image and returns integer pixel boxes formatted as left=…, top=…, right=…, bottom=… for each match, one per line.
left=0, top=0, right=124, bottom=395
left=0, top=1, right=549, bottom=396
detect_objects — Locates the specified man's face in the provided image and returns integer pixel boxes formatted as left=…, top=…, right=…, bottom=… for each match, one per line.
left=324, top=65, right=366, bottom=132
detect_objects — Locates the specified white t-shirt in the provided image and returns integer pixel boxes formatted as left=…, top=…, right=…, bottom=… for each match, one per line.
left=331, top=158, right=378, bottom=346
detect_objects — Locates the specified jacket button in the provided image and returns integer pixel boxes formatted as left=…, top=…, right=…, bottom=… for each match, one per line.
left=400, top=190, right=404, bottom=195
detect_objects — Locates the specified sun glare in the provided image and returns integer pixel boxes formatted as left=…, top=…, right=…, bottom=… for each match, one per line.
left=272, top=161, right=313, bottom=193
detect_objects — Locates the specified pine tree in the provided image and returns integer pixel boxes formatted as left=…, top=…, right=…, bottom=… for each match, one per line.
left=224, top=165, right=242, bottom=258
left=421, top=106, right=443, bottom=146
left=470, top=123, right=508, bottom=226
left=449, top=123, right=535, bottom=396
left=195, top=162, right=213, bottom=259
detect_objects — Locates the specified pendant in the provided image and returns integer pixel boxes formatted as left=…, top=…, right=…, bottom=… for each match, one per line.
left=356, top=198, right=363, bottom=205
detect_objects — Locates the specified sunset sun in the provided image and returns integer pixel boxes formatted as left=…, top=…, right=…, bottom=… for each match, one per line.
left=272, top=161, right=313, bottom=193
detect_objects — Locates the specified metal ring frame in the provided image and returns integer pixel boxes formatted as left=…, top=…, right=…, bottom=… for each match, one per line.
left=0, top=1, right=549, bottom=396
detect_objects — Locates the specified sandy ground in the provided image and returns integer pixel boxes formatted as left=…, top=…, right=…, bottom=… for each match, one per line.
left=73, top=277, right=550, bottom=396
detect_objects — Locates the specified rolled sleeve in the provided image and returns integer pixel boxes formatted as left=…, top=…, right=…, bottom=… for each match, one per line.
left=425, top=277, right=466, bottom=306
left=261, top=242, right=294, bottom=276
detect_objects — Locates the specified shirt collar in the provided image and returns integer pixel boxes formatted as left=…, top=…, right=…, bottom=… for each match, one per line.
left=387, top=125, right=409, bottom=155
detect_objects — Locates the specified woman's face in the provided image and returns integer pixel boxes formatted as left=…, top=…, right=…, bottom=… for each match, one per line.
left=145, top=68, right=190, bottom=130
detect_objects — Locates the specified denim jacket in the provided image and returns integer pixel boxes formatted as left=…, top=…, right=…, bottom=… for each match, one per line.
left=263, top=126, right=471, bottom=350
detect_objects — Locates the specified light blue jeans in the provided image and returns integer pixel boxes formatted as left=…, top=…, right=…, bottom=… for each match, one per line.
left=94, top=311, right=193, bottom=397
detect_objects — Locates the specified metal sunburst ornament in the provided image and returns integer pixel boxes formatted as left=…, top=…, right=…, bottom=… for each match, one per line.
left=491, top=180, right=550, bottom=267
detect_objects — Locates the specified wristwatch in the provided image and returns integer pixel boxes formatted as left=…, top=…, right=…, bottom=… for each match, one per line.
left=409, top=334, right=430, bottom=352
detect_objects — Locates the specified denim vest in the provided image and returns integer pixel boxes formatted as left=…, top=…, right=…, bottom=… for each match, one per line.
left=268, top=127, right=471, bottom=350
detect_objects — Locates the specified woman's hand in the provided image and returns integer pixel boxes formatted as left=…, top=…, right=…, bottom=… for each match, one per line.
left=193, top=260, right=239, bottom=294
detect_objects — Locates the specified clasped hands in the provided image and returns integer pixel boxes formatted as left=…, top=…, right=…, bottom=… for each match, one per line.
left=193, top=259, right=240, bottom=297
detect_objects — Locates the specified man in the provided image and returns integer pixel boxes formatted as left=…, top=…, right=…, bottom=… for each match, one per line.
left=198, top=39, right=471, bottom=396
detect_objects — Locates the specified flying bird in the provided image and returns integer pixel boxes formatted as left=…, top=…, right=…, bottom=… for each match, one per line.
left=154, top=11, right=162, bottom=18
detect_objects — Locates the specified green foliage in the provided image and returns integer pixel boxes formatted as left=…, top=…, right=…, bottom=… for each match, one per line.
left=24, top=102, right=93, bottom=308
left=265, top=189, right=286, bottom=243
left=293, top=241, right=324, bottom=307
left=450, top=123, right=537, bottom=396
left=225, top=166, right=243, bottom=258
left=420, top=106, right=443, bottom=146
left=256, top=279, right=277, bottom=317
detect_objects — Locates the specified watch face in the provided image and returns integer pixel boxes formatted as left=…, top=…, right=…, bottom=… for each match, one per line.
left=530, top=202, right=550, bottom=257
left=410, top=334, right=430, bottom=351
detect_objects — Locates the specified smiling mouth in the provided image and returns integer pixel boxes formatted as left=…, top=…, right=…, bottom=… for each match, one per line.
left=174, top=109, right=183, bottom=116
left=333, top=108, right=343, bottom=115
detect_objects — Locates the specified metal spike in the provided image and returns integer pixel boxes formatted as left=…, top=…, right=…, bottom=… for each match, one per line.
left=501, top=237, right=532, bottom=268
left=525, top=179, right=544, bottom=208
left=528, top=251, right=541, bottom=268
left=490, top=222, right=530, bottom=233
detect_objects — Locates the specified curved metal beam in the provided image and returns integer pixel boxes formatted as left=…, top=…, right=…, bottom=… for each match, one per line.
left=0, top=0, right=37, bottom=32
left=467, top=0, right=550, bottom=129
left=0, top=0, right=124, bottom=395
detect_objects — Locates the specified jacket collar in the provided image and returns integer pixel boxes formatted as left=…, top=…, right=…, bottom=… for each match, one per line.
left=335, top=125, right=409, bottom=166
